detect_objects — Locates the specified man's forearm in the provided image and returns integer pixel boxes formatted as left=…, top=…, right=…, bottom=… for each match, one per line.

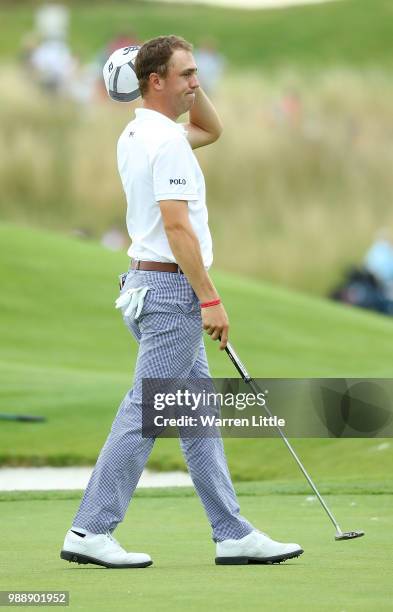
left=188, top=88, right=223, bottom=141
left=165, top=224, right=218, bottom=303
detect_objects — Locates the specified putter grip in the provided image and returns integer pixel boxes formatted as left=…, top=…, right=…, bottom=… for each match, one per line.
left=224, top=343, right=252, bottom=382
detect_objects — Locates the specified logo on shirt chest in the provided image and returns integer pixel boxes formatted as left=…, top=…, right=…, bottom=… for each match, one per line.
left=170, top=178, right=186, bottom=185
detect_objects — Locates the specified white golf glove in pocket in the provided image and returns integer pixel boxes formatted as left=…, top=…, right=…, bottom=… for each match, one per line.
left=115, top=286, right=151, bottom=320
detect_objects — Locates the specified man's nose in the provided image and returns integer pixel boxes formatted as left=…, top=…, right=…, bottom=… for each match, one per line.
left=190, top=74, right=199, bottom=89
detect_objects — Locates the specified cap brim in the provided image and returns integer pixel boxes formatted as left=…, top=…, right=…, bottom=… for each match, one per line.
left=109, top=89, right=141, bottom=102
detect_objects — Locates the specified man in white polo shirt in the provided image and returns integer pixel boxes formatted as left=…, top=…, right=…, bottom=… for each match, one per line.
left=61, top=35, right=303, bottom=569
left=119, top=104, right=213, bottom=273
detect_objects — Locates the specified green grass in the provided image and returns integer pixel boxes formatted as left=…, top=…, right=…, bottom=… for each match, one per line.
left=1, top=222, right=393, bottom=482
left=3, top=65, right=393, bottom=295
left=0, top=487, right=392, bottom=611
left=1, top=0, right=393, bottom=70
left=1, top=479, right=393, bottom=502
left=3, top=1, right=393, bottom=295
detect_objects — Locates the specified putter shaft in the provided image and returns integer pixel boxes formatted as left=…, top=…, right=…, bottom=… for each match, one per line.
left=224, top=342, right=343, bottom=535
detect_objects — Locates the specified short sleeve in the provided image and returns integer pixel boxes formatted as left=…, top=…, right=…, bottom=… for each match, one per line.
left=153, top=136, right=198, bottom=202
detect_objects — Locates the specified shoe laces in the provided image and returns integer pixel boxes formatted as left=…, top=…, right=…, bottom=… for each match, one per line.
left=105, top=532, right=121, bottom=548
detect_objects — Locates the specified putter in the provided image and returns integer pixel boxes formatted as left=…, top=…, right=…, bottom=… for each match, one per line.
left=224, top=341, right=365, bottom=542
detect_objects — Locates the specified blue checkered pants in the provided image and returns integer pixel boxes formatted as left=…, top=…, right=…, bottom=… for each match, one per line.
left=72, top=270, right=254, bottom=542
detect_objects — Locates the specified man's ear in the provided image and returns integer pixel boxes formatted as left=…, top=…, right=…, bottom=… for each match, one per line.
left=149, top=72, right=164, bottom=91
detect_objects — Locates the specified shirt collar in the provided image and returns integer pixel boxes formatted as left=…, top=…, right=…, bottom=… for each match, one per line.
left=134, top=108, right=186, bottom=134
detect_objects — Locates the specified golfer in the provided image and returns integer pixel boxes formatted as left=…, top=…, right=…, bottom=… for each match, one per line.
left=61, top=35, right=303, bottom=568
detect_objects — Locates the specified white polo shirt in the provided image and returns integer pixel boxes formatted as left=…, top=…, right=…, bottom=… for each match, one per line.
left=117, top=108, right=213, bottom=267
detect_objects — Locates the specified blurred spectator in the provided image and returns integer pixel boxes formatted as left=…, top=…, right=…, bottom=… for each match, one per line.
left=194, top=39, right=225, bottom=95
left=281, top=90, right=302, bottom=125
left=364, top=229, right=393, bottom=296
left=271, top=88, right=302, bottom=128
left=330, top=267, right=393, bottom=315
left=35, top=4, right=69, bottom=40
left=25, top=3, right=75, bottom=96
left=21, top=3, right=101, bottom=105
left=30, top=38, right=74, bottom=95
left=330, top=229, right=393, bottom=315
left=105, top=32, right=140, bottom=58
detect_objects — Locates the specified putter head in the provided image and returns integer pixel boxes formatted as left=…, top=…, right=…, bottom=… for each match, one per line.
left=335, top=530, right=365, bottom=541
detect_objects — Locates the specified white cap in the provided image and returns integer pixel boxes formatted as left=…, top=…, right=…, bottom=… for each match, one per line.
left=103, top=46, right=141, bottom=102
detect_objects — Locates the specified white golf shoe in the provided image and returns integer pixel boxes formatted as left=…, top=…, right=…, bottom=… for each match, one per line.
left=60, top=529, right=152, bottom=569
left=215, top=530, right=303, bottom=565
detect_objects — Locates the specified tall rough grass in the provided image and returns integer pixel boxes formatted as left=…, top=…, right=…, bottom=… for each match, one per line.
left=1, top=64, right=393, bottom=294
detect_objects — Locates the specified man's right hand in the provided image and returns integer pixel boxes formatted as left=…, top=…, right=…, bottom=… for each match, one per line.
left=201, top=303, right=229, bottom=350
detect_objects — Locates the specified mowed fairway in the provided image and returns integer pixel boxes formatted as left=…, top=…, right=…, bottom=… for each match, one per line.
left=0, top=486, right=392, bottom=611
left=1, top=224, right=393, bottom=610
left=1, top=222, right=393, bottom=482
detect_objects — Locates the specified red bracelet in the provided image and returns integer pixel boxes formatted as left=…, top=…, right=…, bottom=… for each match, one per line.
left=200, top=298, right=221, bottom=309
